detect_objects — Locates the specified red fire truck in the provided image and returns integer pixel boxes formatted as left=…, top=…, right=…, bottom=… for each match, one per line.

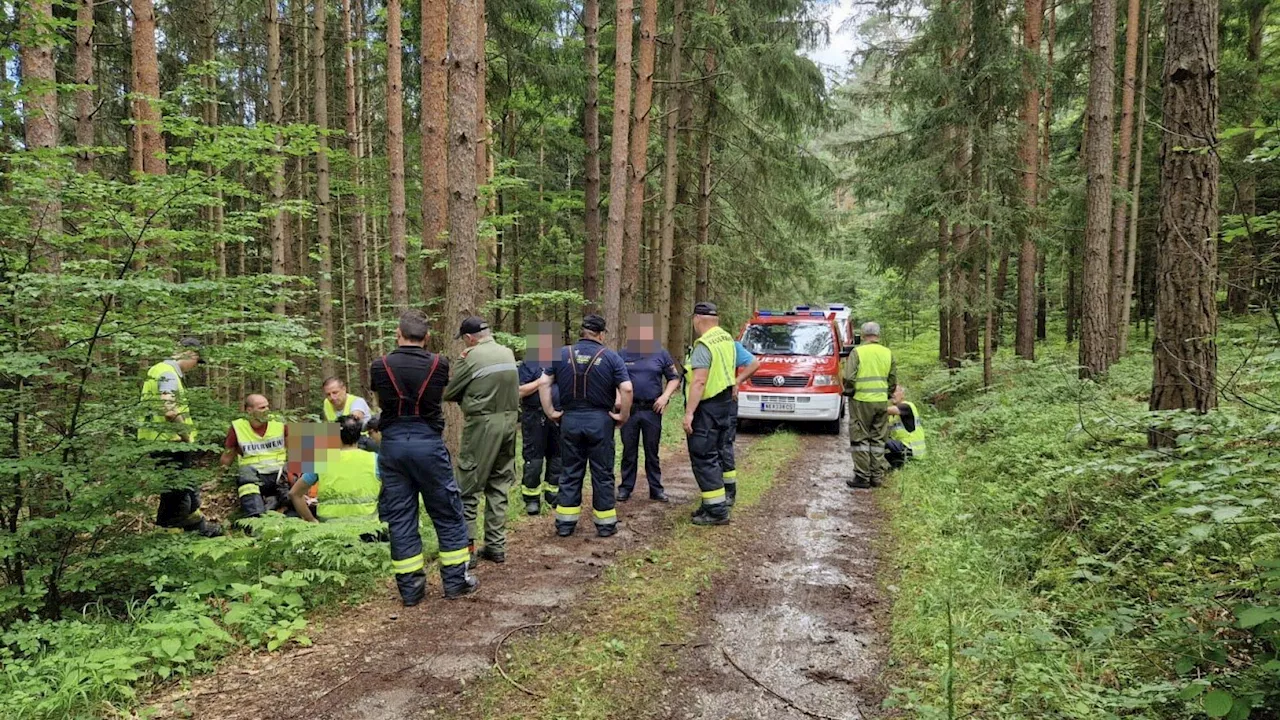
left=736, top=309, right=850, bottom=434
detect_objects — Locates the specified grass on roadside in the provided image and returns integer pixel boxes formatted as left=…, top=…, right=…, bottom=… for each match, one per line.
left=458, top=428, right=801, bottom=720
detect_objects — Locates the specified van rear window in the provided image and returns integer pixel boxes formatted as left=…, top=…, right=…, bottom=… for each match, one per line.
left=742, top=323, right=835, bottom=357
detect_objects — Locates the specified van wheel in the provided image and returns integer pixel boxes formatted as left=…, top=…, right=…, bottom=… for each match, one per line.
left=820, top=418, right=841, bottom=435
left=839, top=399, right=846, bottom=420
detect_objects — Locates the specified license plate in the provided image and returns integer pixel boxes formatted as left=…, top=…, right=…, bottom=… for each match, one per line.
left=762, top=398, right=796, bottom=413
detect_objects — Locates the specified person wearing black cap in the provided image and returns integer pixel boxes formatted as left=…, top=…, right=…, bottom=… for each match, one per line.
left=539, top=314, right=633, bottom=537
left=443, top=316, right=520, bottom=565
left=369, top=310, right=476, bottom=605
left=682, top=302, right=737, bottom=525
left=138, top=337, right=222, bottom=537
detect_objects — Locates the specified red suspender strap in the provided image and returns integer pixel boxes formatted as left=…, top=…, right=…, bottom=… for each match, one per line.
left=380, top=355, right=406, bottom=416
left=414, top=354, right=442, bottom=411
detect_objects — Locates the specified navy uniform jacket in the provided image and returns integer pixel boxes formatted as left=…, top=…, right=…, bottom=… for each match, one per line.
left=551, top=339, right=629, bottom=411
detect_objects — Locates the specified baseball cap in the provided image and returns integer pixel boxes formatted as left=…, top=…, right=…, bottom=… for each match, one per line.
left=582, top=314, right=607, bottom=333
left=456, top=316, right=489, bottom=338
left=693, top=302, right=718, bottom=317
left=179, top=337, right=205, bottom=364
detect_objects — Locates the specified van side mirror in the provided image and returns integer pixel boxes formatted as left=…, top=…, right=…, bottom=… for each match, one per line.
left=840, top=346, right=853, bottom=358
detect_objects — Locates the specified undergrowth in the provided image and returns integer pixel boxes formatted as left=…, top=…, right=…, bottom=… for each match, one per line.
left=882, top=322, right=1280, bottom=719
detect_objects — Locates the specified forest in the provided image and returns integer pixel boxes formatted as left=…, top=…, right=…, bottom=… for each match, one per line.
left=1, top=0, right=1277, bottom=716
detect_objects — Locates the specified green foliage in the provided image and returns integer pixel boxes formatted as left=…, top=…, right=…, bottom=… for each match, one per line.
left=883, top=324, right=1280, bottom=719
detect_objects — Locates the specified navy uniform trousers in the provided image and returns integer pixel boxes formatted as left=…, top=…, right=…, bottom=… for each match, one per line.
left=688, top=394, right=733, bottom=518
left=521, top=408, right=562, bottom=505
left=555, top=409, right=618, bottom=532
left=620, top=405, right=664, bottom=496
left=377, top=422, right=472, bottom=601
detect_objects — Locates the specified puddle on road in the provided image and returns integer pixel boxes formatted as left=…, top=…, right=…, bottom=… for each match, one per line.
left=690, top=428, right=883, bottom=720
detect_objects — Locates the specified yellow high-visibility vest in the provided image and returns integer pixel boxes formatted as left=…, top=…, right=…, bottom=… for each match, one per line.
left=889, top=400, right=927, bottom=457
left=138, top=361, right=197, bottom=442
left=231, top=418, right=287, bottom=473
left=317, top=448, right=381, bottom=520
left=853, top=344, right=893, bottom=402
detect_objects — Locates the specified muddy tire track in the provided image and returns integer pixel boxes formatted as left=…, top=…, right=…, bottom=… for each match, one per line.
left=669, top=423, right=888, bottom=719
left=150, top=438, right=754, bottom=720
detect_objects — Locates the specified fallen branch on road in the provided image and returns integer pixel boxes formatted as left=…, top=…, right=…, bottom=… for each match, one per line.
left=494, top=620, right=553, bottom=698
left=720, top=647, right=856, bottom=720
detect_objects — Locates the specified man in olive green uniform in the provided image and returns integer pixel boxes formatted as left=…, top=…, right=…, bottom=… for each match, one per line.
left=842, top=321, right=897, bottom=489
left=444, top=317, right=520, bottom=565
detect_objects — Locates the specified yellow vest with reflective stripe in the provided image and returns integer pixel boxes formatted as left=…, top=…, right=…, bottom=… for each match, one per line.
left=231, top=418, right=287, bottom=473
left=317, top=448, right=381, bottom=520
left=138, top=361, right=197, bottom=442
left=889, top=401, right=927, bottom=457
left=853, top=343, right=893, bottom=402
left=322, top=394, right=363, bottom=422
left=687, top=325, right=737, bottom=400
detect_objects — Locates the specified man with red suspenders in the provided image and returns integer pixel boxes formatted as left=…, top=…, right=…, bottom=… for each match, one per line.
left=369, top=310, right=476, bottom=605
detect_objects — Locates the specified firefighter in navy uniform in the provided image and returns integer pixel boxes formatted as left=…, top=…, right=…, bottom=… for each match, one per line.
left=518, top=328, right=561, bottom=515
left=540, top=314, right=633, bottom=537
left=683, top=302, right=739, bottom=525
left=619, top=314, right=680, bottom=502
left=369, top=310, right=476, bottom=605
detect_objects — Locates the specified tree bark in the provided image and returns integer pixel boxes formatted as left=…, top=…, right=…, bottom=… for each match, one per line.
left=446, top=0, right=482, bottom=454
left=1037, top=0, right=1055, bottom=344
left=583, top=0, right=602, bottom=309
left=993, top=249, right=1009, bottom=352
left=1118, top=2, right=1151, bottom=357
left=667, top=87, right=694, bottom=355
left=387, top=0, right=409, bottom=310
left=602, top=0, right=634, bottom=340
left=130, top=0, right=166, bottom=176
left=1225, top=0, right=1266, bottom=314
left=938, top=217, right=950, bottom=364
left=1149, top=0, right=1219, bottom=443
left=694, top=0, right=717, bottom=305
left=1014, top=0, right=1042, bottom=360
left=314, top=0, right=336, bottom=378
left=475, top=0, right=494, bottom=305
left=657, top=0, right=685, bottom=350
left=20, top=0, right=59, bottom=269
left=342, top=0, right=369, bottom=394
left=1108, top=0, right=1142, bottom=360
left=198, top=0, right=225, bottom=278
left=74, top=0, right=95, bottom=175
left=1079, top=0, right=1116, bottom=380
left=621, top=0, right=657, bottom=336
left=421, top=0, right=448, bottom=312
left=267, top=0, right=286, bottom=317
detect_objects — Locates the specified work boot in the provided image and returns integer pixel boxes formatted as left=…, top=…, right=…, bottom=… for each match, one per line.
left=524, top=497, right=541, bottom=516
left=443, top=573, right=479, bottom=600
left=479, top=546, right=506, bottom=564
left=467, top=542, right=478, bottom=570
left=617, top=487, right=632, bottom=502
left=724, top=483, right=738, bottom=507
left=691, top=506, right=730, bottom=526
left=596, top=523, right=618, bottom=538
left=650, top=490, right=669, bottom=503
left=556, top=522, right=576, bottom=537
left=398, top=572, right=428, bottom=607
left=846, top=477, right=872, bottom=489
left=195, top=520, right=224, bottom=538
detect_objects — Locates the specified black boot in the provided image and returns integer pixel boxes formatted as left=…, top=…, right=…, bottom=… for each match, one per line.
left=397, top=571, right=428, bottom=607
left=691, top=504, right=730, bottom=526
left=724, top=483, right=737, bottom=507
left=846, top=477, right=871, bottom=489
left=524, top=496, right=541, bottom=516
left=479, top=546, right=506, bottom=563
left=441, top=565, right=479, bottom=599
left=556, top=521, right=576, bottom=537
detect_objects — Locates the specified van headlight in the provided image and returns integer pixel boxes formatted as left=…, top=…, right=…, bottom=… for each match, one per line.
left=813, top=374, right=838, bottom=387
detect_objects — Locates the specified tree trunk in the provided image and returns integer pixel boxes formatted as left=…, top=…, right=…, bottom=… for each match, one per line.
left=1038, top=0, right=1054, bottom=344
left=602, top=0, right=634, bottom=340
left=267, top=0, right=286, bottom=315
left=1118, top=2, right=1151, bottom=356
left=656, top=0, right=684, bottom=350
left=667, top=89, right=694, bottom=355
left=74, top=0, right=95, bottom=175
left=1065, top=248, right=1078, bottom=343
left=1108, top=0, right=1142, bottom=360
left=199, top=0, right=225, bottom=278
left=938, top=217, right=950, bottom=364
left=446, top=0, right=482, bottom=454
left=694, top=0, right=717, bottom=305
left=475, top=0, right=494, bottom=306
left=1014, top=0, right=1042, bottom=360
left=387, top=0, right=409, bottom=310
left=20, top=0, right=59, bottom=269
left=1079, top=0, right=1116, bottom=380
left=621, top=0, right=657, bottom=336
left=583, top=0, right=602, bottom=308
left=342, top=0, right=369, bottom=394
left=1225, top=0, right=1266, bottom=314
left=420, top=0, right=448, bottom=312
left=130, top=0, right=165, bottom=176
left=314, top=0, right=335, bottom=378
left=1036, top=254, right=1047, bottom=340
left=993, top=250, right=1009, bottom=352
left=1149, top=0, right=1219, bottom=444
left=983, top=229, right=994, bottom=387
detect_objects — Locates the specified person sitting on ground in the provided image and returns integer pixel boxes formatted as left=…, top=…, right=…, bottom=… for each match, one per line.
left=289, top=415, right=382, bottom=523
left=885, top=385, right=927, bottom=469
left=221, top=394, right=291, bottom=521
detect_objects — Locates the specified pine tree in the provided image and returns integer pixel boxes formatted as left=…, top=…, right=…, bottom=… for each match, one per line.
left=1080, top=0, right=1117, bottom=380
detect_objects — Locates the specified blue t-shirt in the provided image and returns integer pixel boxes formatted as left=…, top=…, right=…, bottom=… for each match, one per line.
left=622, top=348, right=679, bottom=402
left=734, top=341, right=754, bottom=369
left=552, top=339, right=629, bottom=411
left=518, top=360, right=559, bottom=411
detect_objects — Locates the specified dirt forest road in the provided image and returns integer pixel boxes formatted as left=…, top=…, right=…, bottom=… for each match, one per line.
left=152, top=425, right=886, bottom=719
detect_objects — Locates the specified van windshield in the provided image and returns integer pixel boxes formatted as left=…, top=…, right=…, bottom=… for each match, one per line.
left=742, top=323, right=835, bottom=357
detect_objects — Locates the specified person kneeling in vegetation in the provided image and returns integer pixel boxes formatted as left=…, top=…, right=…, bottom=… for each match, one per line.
left=221, top=394, right=291, bottom=520
left=885, top=385, right=927, bottom=469
left=289, top=415, right=382, bottom=523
